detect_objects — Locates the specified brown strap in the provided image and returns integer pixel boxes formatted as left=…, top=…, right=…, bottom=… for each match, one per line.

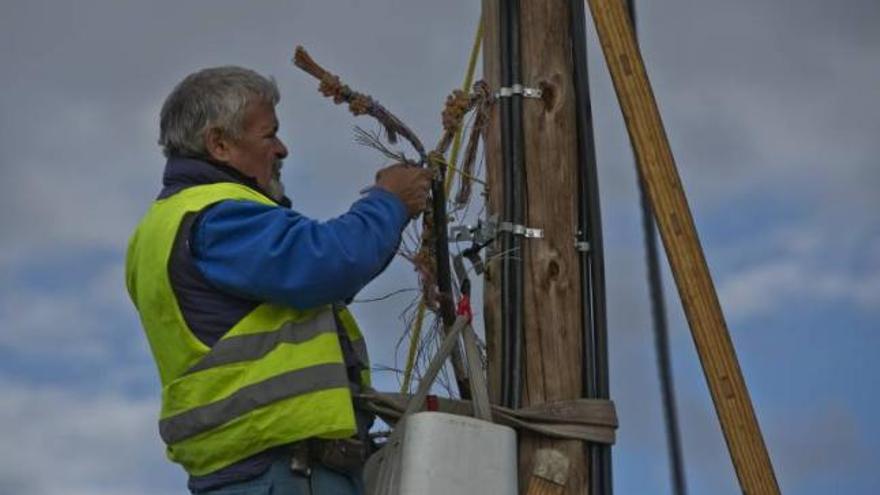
left=361, top=314, right=617, bottom=444
left=357, top=391, right=617, bottom=445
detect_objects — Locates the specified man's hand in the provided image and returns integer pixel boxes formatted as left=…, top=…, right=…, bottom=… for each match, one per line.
left=375, top=163, right=433, bottom=217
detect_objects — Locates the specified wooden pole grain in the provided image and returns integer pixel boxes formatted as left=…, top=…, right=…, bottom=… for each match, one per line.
left=482, top=0, right=589, bottom=492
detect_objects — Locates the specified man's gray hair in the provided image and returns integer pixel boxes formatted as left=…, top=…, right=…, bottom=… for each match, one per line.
left=159, top=66, right=280, bottom=158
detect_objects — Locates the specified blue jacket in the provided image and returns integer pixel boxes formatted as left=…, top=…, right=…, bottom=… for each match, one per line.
left=193, top=177, right=406, bottom=307
left=156, top=156, right=408, bottom=490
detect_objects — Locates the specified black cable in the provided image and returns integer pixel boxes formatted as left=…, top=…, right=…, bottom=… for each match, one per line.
left=639, top=183, right=688, bottom=495
left=570, top=0, right=612, bottom=493
left=626, top=1, right=688, bottom=493
left=508, top=0, right=526, bottom=410
left=498, top=0, right=514, bottom=409
left=498, top=0, right=525, bottom=409
left=431, top=166, right=472, bottom=400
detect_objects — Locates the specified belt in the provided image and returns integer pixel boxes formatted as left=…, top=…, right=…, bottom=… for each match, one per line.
left=288, top=438, right=369, bottom=477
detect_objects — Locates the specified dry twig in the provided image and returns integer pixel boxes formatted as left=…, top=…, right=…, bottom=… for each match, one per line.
left=293, top=46, right=427, bottom=160
left=456, top=81, right=492, bottom=206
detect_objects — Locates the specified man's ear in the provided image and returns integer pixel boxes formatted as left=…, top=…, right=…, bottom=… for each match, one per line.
left=204, top=128, right=232, bottom=163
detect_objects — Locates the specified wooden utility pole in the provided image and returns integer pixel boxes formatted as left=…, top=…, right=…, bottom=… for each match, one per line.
left=482, top=0, right=590, bottom=493
left=483, top=0, right=779, bottom=493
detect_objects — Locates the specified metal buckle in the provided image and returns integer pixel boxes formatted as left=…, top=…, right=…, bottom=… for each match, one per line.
left=289, top=442, right=312, bottom=477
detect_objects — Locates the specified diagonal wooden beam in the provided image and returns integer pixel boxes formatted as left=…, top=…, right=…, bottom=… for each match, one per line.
left=585, top=0, right=780, bottom=493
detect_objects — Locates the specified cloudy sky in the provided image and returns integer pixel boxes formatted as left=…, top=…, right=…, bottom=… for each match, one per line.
left=1, top=0, right=878, bottom=493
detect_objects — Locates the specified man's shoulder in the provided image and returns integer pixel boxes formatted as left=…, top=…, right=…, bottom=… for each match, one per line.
left=163, top=182, right=275, bottom=207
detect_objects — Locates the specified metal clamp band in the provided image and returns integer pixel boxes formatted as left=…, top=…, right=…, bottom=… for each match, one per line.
left=495, top=84, right=543, bottom=99
left=498, top=221, right=544, bottom=239
left=450, top=217, right=544, bottom=243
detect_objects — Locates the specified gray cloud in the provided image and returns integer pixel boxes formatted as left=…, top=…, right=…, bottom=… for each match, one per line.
left=0, top=378, right=183, bottom=495
left=1, top=0, right=879, bottom=493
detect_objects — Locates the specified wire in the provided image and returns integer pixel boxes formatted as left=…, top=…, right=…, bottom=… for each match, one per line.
left=570, top=0, right=612, bottom=491
left=352, top=288, right=419, bottom=304
left=498, top=0, right=526, bottom=411
left=398, top=13, right=485, bottom=397
left=624, top=1, right=688, bottom=493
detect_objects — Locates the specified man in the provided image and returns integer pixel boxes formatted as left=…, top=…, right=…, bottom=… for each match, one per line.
left=126, top=66, right=431, bottom=494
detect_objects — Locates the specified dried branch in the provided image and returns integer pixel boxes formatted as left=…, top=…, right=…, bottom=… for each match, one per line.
left=456, top=81, right=492, bottom=206
left=293, top=46, right=427, bottom=160
left=433, top=89, right=482, bottom=156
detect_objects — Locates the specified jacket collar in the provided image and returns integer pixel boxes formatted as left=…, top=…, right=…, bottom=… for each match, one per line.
left=158, top=156, right=291, bottom=208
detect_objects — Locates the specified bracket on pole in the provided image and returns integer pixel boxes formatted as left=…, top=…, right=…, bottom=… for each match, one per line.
left=574, top=230, right=592, bottom=252
left=499, top=221, right=544, bottom=238
left=495, top=83, right=543, bottom=99
left=450, top=220, right=496, bottom=245
left=450, top=216, right=544, bottom=244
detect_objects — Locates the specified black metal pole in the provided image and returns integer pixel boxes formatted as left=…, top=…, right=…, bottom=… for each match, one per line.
left=626, top=1, right=688, bottom=493
left=570, top=0, right=612, bottom=493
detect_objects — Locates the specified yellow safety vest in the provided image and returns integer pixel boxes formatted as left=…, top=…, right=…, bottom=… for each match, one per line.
left=125, top=182, right=371, bottom=476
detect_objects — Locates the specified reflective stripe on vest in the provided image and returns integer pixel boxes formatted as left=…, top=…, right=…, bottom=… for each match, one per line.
left=184, top=310, right=337, bottom=375
left=125, top=182, right=371, bottom=476
left=160, top=362, right=349, bottom=444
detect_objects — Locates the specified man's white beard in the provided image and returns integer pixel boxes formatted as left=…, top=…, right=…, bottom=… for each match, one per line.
left=267, top=162, right=285, bottom=201
left=267, top=176, right=285, bottom=202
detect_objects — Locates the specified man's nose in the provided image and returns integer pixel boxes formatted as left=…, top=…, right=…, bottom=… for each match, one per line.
left=276, top=140, right=289, bottom=159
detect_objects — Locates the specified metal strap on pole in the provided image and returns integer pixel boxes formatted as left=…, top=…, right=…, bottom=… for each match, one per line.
left=495, top=83, right=543, bottom=99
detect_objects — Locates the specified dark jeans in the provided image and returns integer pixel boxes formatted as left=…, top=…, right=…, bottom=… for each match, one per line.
left=195, top=458, right=363, bottom=495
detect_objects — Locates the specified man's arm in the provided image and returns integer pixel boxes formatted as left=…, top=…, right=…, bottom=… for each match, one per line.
left=190, top=187, right=409, bottom=310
